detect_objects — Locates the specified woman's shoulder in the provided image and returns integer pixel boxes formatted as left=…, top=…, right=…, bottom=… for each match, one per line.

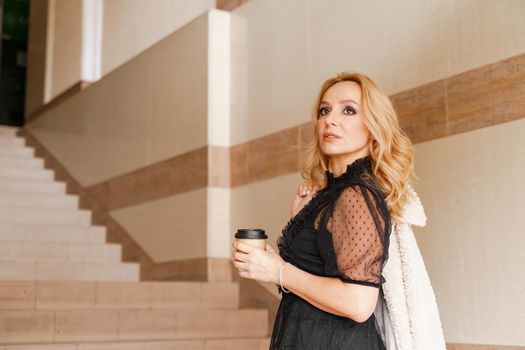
left=336, top=178, right=384, bottom=202
left=331, top=181, right=391, bottom=229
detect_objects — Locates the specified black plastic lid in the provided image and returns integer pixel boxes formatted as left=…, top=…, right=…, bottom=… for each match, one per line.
left=234, top=228, right=268, bottom=239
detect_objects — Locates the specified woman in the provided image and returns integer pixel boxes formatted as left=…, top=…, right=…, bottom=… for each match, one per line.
left=231, top=71, right=419, bottom=349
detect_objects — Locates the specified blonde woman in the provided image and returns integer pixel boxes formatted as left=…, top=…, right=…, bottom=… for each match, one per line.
left=232, top=72, right=423, bottom=349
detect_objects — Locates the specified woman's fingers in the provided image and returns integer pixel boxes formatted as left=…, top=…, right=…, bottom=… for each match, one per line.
left=232, top=250, right=248, bottom=262
left=298, top=180, right=317, bottom=197
left=232, top=259, right=247, bottom=269
left=297, top=184, right=306, bottom=197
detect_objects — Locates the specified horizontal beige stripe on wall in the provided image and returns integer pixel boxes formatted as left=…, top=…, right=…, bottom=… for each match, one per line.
left=88, top=53, right=525, bottom=210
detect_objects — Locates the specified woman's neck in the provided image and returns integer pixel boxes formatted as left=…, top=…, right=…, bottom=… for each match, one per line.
left=328, top=152, right=370, bottom=177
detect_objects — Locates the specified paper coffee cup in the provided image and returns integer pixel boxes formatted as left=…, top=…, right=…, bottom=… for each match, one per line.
left=234, top=228, right=268, bottom=250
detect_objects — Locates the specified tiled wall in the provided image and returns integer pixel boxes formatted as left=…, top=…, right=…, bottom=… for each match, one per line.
left=229, top=0, right=525, bottom=146
left=411, top=117, right=524, bottom=345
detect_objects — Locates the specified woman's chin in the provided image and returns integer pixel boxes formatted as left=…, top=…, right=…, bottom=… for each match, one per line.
left=320, top=147, right=343, bottom=156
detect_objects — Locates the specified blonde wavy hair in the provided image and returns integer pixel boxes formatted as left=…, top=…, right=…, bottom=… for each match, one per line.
left=301, top=71, right=417, bottom=223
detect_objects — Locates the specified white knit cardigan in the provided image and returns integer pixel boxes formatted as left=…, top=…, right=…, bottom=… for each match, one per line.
left=373, top=184, right=447, bottom=350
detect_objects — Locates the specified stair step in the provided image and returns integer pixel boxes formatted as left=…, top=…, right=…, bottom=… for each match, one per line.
left=0, top=338, right=271, bottom=349
left=0, top=136, right=25, bottom=148
left=0, top=241, right=121, bottom=263
left=0, top=193, right=78, bottom=210
left=0, top=207, right=91, bottom=226
left=0, top=178, right=65, bottom=194
left=0, top=125, right=18, bottom=137
left=0, top=261, right=139, bottom=282
left=0, top=308, right=267, bottom=343
left=0, top=156, right=44, bottom=169
left=0, top=281, right=239, bottom=310
left=0, top=167, right=55, bottom=181
left=0, top=146, right=34, bottom=158
left=0, top=223, right=106, bottom=243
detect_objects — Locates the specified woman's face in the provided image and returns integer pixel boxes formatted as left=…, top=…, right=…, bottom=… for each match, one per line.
left=316, top=81, right=371, bottom=167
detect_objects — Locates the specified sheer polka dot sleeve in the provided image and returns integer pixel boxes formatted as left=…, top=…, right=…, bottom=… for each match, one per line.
left=328, top=184, right=389, bottom=288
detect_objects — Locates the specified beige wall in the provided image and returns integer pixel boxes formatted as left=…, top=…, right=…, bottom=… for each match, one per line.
left=412, top=118, right=525, bottom=345
left=111, top=188, right=208, bottom=262
left=229, top=0, right=525, bottom=146
left=102, top=0, right=215, bottom=76
left=29, top=13, right=210, bottom=187
left=47, top=0, right=83, bottom=101
left=28, top=0, right=216, bottom=106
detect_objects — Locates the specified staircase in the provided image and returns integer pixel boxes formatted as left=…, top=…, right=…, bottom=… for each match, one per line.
left=0, top=125, right=270, bottom=349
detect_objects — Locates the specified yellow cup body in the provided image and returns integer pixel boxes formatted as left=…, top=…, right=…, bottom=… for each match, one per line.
left=235, top=238, right=266, bottom=250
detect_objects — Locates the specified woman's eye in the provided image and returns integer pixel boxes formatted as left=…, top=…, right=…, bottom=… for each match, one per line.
left=318, top=106, right=356, bottom=118
left=344, top=106, right=356, bottom=115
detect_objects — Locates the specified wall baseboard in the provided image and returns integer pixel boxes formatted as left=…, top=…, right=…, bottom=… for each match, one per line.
left=446, top=343, right=525, bottom=349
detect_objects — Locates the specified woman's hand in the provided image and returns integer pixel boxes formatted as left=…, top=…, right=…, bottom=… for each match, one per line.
left=291, top=179, right=320, bottom=217
left=231, top=241, right=284, bottom=284
left=297, top=179, right=319, bottom=198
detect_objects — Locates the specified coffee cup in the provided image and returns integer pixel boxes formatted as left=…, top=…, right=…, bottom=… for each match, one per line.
left=234, top=228, right=268, bottom=250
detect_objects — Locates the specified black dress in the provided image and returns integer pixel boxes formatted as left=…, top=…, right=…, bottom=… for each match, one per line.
left=270, top=155, right=391, bottom=350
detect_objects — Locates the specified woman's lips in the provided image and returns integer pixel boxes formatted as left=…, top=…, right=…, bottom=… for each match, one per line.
left=323, top=133, right=341, bottom=141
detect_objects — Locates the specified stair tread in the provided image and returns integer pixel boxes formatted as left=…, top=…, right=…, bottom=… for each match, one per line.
left=0, top=261, right=137, bottom=266
left=0, top=308, right=267, bottom=343
left=0, top=261, right=140, bottom=282
left=0, top=171, right=50, bottom=180
left=0, top=179, right=65, bottom=194
left=0, top=177, right=63, bottom=185
left=0, top=192, right=78, bottom=208
left=0, top=223, right=94, bottom=228
left=0, top=280, right=239, bottom=311
left=0, top=157, right=44, bottom=168
left=0, top=230, right=106, bottom=244
left=0, top=206, right=92, bottom=226
left=0, top=205, right=89, bottom=213
left=0, top=239, right=119, bottom=247
left=0, top=241, right=121, bottom=263
left=0, top=337, right=271, bottom=349
left=0, top=147, right=34, bottom=155
left=0, top=155, right=42, bottom=161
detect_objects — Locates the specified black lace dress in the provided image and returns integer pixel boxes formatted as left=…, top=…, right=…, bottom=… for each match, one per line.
left=270, top=155, right=391, bottom=350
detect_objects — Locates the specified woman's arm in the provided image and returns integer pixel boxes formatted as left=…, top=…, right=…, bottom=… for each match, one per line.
left=231, top=241, right=379, bottom=323
left=280, top=262, right=379, bottom=323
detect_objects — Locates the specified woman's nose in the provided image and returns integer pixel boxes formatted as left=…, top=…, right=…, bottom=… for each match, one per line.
left=324, top=112, right=336, bottom=126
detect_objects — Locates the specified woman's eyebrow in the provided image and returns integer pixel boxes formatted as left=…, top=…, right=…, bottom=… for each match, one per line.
left=320, top=99, right=360, bottom=106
